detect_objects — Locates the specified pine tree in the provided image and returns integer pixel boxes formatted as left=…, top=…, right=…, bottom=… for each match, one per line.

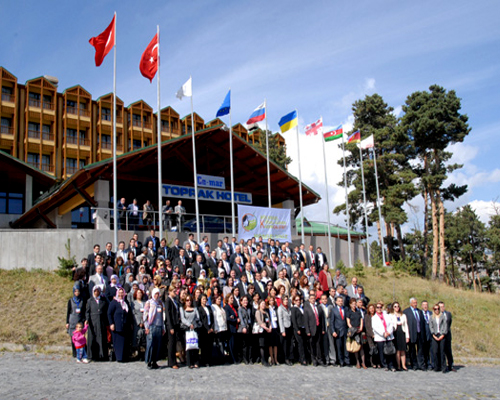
left=251, top=129, right=292, bottom=170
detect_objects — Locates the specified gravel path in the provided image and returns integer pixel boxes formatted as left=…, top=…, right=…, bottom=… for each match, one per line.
left=1, top=352, right=499, bottom=399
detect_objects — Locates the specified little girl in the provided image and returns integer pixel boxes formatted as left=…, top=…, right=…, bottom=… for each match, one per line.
left=72, top=322, right=89, bottom=364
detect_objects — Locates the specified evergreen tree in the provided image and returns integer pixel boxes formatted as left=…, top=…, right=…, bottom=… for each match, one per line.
left=400, top=85, right=470, bottom=281
left=251, top=128, right=292, bottom=170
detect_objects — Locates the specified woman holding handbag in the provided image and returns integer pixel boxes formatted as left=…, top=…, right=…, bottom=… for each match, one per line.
left=364, top=304, right=381, bottom=368
left=371, top=301, right=396, bottom=371
left=180, top=295, right=202, bottom=368
left=346, top=298, right=367, bottom=369
left=254, top=299, right=272, bottom=367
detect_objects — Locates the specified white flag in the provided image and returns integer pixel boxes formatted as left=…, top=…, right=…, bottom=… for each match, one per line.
left=359, top=134, right=374, bottom=150
left=176, top=77, right=192, bottom=100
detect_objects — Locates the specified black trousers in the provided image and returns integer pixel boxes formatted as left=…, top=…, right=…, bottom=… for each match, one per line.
left=167, top=328, right=178, bottom=367
left=307, top=329, right=322, bottom=365
left=199, top=329, right=214, bottom=366
left=376, top=341, right=394, bottom=369
left=335, top=334, right=349, bottom=366
left=240, top=333, right=251, bottom=363
left=280, top=327, right=293, bottom=362
left=408, top=332, right=425, bottom=369
left=431, top=336, right=447, bottom=372
left=293, top=328, right=306, bottom=363
left=422, top=338, right=433, bottom=369
left=444, top=332, right=453, bottom=368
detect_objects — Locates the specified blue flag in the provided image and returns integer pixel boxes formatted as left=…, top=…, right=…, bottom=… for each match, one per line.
left=216, top=90, right=231, bottom=117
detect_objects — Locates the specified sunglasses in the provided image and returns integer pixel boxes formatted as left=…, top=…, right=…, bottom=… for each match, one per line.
left=376, top=306, right=382, bottom=309
left=433, top=308, right=439, bottom=311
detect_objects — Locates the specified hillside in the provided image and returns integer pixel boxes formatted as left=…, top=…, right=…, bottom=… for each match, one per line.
left=0, top=268, right=498, bottom=359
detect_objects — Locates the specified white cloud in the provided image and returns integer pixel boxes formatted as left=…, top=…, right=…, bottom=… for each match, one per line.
left=468, top=200, right=499, bottom=224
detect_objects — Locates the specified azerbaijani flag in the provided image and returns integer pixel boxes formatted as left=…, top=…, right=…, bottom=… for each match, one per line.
left=246, top=102, right=266, bottom=127
left=323, top=125, right=343, bottom=142
left=278, top=110, right=298, bottom=133
left=347, top=130, right=361, bottom=144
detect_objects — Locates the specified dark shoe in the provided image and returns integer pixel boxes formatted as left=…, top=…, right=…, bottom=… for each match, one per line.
left=152, top=362, right=160, bottom=369
left=147, top=362, right=153, bottom=370
left=301, top=361, right=307, bottom=366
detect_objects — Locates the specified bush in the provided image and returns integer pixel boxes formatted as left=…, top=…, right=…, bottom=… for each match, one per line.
left=335, top=259, right=348, bottom=277
left=56, top=239, right=77, bottom=280
left=353, top=259, right=366, bottom=277
left=370, top=241, right=384, bottom=268
left=392, top=258, right=421, bottom=276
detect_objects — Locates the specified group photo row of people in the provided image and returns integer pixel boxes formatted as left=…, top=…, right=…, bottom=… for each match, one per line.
left=67, top=232, right=455, bottom=373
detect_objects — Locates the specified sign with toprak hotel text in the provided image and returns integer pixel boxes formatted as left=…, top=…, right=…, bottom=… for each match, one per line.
left=163, top=184, right=252, bottom=204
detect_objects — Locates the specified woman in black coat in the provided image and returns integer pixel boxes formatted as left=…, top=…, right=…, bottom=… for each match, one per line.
left=224, top=293, right=239, bottom=364
left=291, top=294, right=307, bottom=366
left=197, top=294, right=215, bottom=367
left=107, top=287, right=132, bottom=362
left=85, top=286, right=109, bottom=361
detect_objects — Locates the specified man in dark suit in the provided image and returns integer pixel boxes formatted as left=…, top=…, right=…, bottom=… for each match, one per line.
left=173, top=248, right=190, bottom=275
left=315, top=247, right=327, bottom=269
left=100, top=242, right=115, bottom=266
left=169, top=238, right=182, bottom=261
left=87, top=244, right=101, bottom=274
left=254, top=273, right=267, bottom=300
left=192, top=254, right=204, bottom=279
left=158, top=238, right=170, bottom=261
left=237, top=274, right=249, bottom=297
left=304, top=289, right=324, bottom=366
left=404, top=297, right=426, bottom=370
left=327, top=287, right=337, bottom=307
left=263, top=259, right=277, bottom=282
left=439, top=301, right=455, bottom=372
left=229, top=245, right=242, bottom=267
left=306, top=245, right=316, bottom=269
left=165, top=287, right=180, bottom=369
left=206, top=250, right=218, bottom=278
left=144, top=229, right=160, bottom=255
left=231, top=256, right=244, bottom=279
left=330, top=296, right=349, bottom=366
left=319, top=293, right=335, bottom=365
left=193, top=244, right=206, bottom=264
left=421, top=300, right=434, bottom=370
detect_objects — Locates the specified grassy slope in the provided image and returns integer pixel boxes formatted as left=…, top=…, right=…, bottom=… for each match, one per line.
left=0, top=268, right=499, bottom=359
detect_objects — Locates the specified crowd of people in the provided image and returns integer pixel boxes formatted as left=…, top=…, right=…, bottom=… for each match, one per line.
left=67, top=232, right=455, bottom=373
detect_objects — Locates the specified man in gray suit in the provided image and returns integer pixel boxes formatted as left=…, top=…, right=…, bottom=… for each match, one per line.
left=174, top=200, right=186, bottom=231
left=88, top=264, right=109, bottom=296
left=346, top=276, right=360, bottom=299
left=319, top=293, right=336, bottom=365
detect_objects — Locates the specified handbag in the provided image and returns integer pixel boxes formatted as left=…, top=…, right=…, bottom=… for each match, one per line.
left=383, top=340, right=396, bottom=355
left=346, top=337, right=362, bottom=353
left=252, top=322, right=263, bottom=334
left=185, top=330, right=199, bottom=351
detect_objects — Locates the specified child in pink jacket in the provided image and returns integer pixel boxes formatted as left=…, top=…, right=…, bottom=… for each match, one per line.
left=72, top=322, right=89, bottom=363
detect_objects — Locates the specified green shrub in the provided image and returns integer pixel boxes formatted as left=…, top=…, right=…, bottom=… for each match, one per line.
left=56, top=239, right=77, bottom=280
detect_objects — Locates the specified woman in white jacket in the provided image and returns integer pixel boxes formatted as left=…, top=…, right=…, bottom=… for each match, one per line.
left=371, top=301, right=396, bottom=371
left=389, top=302, right=409, bottom=371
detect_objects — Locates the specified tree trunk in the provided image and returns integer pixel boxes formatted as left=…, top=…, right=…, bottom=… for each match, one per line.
left=430, top=189, right=439, bottom=280
left=469, top=250, right=477, bottom=292
left=385, top=221, right=393, bottom=262
left=395, top=223, right=406, bottom=261
left=437, top=189, right=446, bottom=282
left=449, top=252, right=456, bottom=287
left=422, top=154, right=429, bottom=277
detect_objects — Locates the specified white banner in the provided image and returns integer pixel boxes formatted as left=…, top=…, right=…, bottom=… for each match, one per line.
left=237, top=204, right=292, bottom=242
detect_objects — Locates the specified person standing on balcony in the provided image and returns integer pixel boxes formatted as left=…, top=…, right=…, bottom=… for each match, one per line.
left=143, top=200, right=155, bottom=231
left=127, top=199, right=140, bottom=231
left=174, top=200, right=186, bottom=231
left=116, top=197, right=127, bottom=230
left=162, top=199, right=173, bottom=231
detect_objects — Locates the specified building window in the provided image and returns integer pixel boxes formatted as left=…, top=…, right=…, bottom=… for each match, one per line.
left=27, top=152, right=39, bottom=166
left=79, top=130, right=88, bottom=145
left=101, top=107, right=111, bottom=121
left=1, top=86, right=13, bottom=102
left=100, top=134, right=111, bottom=149
left=133, top=139, right=142, bottom=149
left=1, top=117, right=12, bottom=134
left=29, top=92, right=40, bottom=107
left=79, top=159, right=86, bottom=169
left=161, top=119, right=170, bottom=131
left=66, top=158, right=78, bottom=174
left=0, top=192, right=24, bottom=215
left=28, top=122, right=40, bottom=138
left=42, top=124, right=52, bottom=140
left=66, top=128, right=77, bottom=144
left=132, top=114, right=141, bottom=127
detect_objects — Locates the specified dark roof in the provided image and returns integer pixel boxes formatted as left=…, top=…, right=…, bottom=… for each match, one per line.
left=0, top=150, right=56, bottom=188
left=11, top=126, right=321, bottom=228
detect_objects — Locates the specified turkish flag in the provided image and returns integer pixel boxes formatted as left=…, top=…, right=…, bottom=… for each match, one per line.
left=89, top=15, right=116, bottom=67
left=139, top=33, right=158, bottom=82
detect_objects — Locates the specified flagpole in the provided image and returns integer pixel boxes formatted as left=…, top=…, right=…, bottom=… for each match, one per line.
left=229, top=89, right=235, bottom=238
left=265, top=99, right=271, bottom=208
left=341, top=132, right=353, bottom=268
left=372, top=145, right=386, bottom=267
left=190, top=78, right=200, bottom=244
left=156, top=25, right=163, bottom=238
left=320, top=117, right=333, bottom=268
left=359, top=143, right=371, bottom=267
left=295, top=110, right=305, bottom=244
left=112, top=11, right=118, bottom=250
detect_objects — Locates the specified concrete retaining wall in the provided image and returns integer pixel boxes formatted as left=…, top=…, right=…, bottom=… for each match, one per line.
left=0, top=229, right=368, bottom=270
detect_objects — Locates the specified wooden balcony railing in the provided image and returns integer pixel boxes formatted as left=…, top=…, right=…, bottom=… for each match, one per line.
left=0, top=126, right=13, bottom=135
left=1, top=93, right=15, bottom=102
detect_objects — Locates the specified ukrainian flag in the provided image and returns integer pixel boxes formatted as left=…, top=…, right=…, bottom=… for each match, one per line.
left=278, top=110, right=298, bottom=133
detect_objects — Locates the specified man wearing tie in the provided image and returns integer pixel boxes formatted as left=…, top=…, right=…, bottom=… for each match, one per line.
left=346, top=276, right=359, bottom=299
left=439, top=301, right=455, bottom=372
left=330, top=296, right=349, bottom=367
left=304, top=289, right=324, bottom=366
left=421, top=300, right=434, bottom=370
left=173, top=249, right=189, bottom=275
left=220, top=253, right=231, bottom=278
left=320, top=293, right=336, bottom=366
left=193, top=254, right=204, bottom=279
left=174, top=200, right=186, bottom=231
left=229, top=245, right=242, bottom=267
left=231, top=256, right=244, bottom=279
left=307, top=245, right=316, bottom=269
left=404, top=297, right=426, bottom=370
left=144, top=230, right=160, bottom=255
left=100, top=242, right=115, bottom=267
left=88, top=264, right=108, bottom=295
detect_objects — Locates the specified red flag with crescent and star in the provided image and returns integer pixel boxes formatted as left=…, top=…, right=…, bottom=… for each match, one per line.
left=139, top=33, right=159, bottom=82
left=89, top=15, right=116, bottom=67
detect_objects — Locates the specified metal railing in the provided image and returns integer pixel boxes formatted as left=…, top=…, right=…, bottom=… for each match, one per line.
left=1, top=93, right=14, bottom=102
left=90, top=207, right=235, bottom=234
left=0, top=126, right=13, bottom=135
left=66, top=107, right=90, bottom=117
left=27, top=130, right=54, bottom=141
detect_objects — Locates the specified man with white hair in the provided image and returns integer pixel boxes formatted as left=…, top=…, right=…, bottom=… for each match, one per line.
left=404, top=297, right=426, bottom=370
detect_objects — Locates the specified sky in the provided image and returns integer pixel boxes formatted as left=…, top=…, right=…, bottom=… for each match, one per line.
left=1, top=0, right=500, bottom=235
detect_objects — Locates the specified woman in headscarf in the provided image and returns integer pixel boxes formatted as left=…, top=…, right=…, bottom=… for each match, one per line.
left=105, top=274, right=120, bottom=302
left=107, top=287, right=132, bottom=362
left=66, top=283, right=86, bottom=358
left=131, top=288, right=147, bottom=359
left=85, top=286, right=109, bottom=361
left=143, top=287, right=165, bottom=370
